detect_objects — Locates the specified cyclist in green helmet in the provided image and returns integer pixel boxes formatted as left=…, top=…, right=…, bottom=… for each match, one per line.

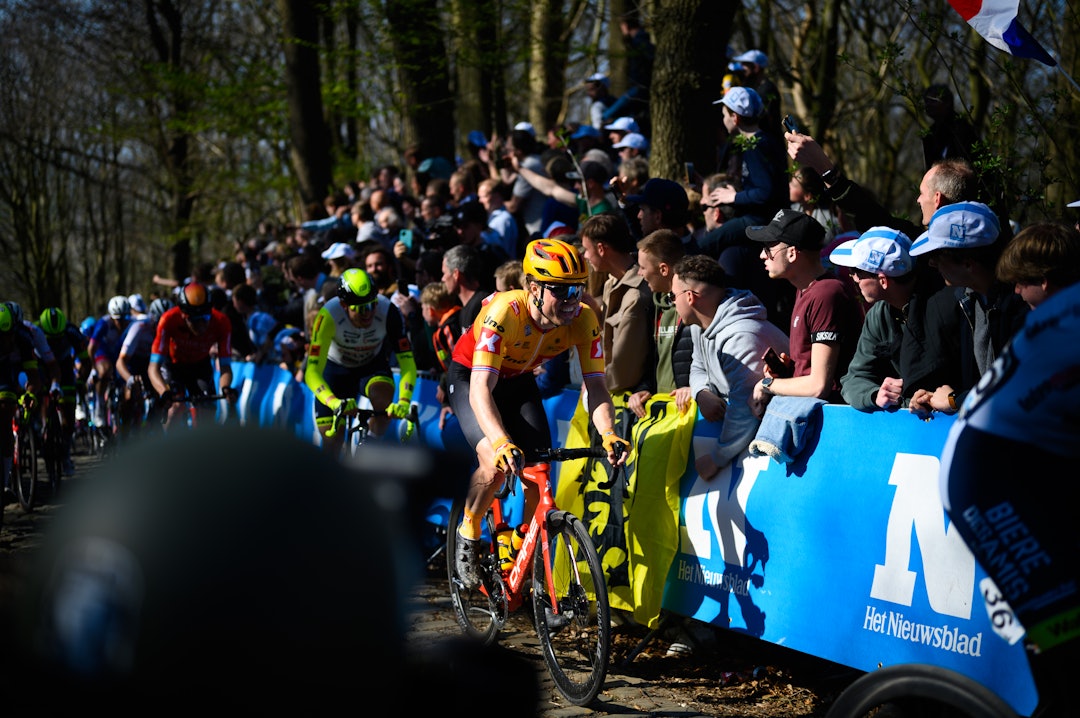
left=305, top=268, right=417, bottom=454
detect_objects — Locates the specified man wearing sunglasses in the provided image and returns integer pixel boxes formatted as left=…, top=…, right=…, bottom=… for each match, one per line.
left=447, top=238, right=630, bottom=589
left=305, top=268, right=417, bottom=455
left=149, top=282, right=237, bottom=431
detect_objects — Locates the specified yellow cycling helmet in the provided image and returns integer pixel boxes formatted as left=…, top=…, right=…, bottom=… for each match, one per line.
left=39, top=307, right=67, bottom=335
left=0, top=303, right=13, bottom=334
left=337, top=268, right=377, bottom=306
left=522, top=238, right=588, bottom=284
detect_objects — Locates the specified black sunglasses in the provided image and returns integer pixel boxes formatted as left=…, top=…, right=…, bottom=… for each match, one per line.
left=542, top=283, right=585, bottom=301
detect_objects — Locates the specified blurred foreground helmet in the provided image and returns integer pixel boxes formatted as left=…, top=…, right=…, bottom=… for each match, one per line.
left=10, top=427, right=439, bottom=711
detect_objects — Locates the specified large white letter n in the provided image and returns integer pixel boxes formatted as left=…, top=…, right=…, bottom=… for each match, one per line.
left=870, top=453, right=975, bottom=619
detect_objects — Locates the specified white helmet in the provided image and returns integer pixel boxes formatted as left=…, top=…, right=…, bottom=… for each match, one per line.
left=107, top=295, right=131, bottom=319
left=128, top=293, right=148, bottom=314
left=149, top=297, right=174, bottom=324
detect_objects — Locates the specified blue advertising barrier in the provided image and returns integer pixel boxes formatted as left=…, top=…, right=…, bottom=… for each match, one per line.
left=230, top=363, right=1037, bottom=715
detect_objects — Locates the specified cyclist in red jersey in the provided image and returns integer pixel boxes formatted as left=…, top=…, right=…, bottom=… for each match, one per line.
left=449, top=238, right=630, bottom=589
left=149, top=282, right=237, bottom=430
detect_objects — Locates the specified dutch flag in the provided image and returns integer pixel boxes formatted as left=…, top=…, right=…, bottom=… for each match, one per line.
left=948, top=0, right=1057, bottom=66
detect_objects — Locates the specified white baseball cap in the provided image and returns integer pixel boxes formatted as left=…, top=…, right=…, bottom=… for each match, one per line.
left=909, top=202, right=1000, bottom=256
left=611, top=132, right=649, bottom=151
left=713, top=86, right=763, bottom=118
left=321, top=242, right=356, bottom=261
left=603, top=117, right=640, bottom=133
left=829, top=227, right=913, bottom=276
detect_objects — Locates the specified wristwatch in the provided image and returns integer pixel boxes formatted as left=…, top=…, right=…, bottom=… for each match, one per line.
left=947, top=391, right=958, bottom=412
left=821, top=167, right=842, bottom=186
left=761, top=376, right=775, bottom=393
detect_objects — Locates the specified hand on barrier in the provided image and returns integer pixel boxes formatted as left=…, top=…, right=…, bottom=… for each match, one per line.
left=493, top=438, right=525, bottom=476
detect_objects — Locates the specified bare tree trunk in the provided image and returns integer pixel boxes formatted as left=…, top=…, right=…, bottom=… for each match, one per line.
left=649, top=0, right=738, bottom=180
left=527, top=0, right=569, bottom=134
left=452, top=0, right=500, bottom=147
left=279, top=0, right=334, bottom=218
left=386, top=0, right=455, bottom=162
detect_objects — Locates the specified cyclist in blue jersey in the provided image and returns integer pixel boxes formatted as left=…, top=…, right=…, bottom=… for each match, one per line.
left=940, top=222, right=1080, bottom=717
left=87, top=296, right=135, bottom=433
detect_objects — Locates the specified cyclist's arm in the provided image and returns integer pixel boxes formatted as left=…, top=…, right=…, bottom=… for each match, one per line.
left=148, top=357, right=168, bottom=396
left=469, top=369, right=510, bottom=447
left=216, top=357, right=233, bottom=394
left=388, top=308, right=417, bottom=404
left=304, top=307, right=341, bottom=409
left=115, top=351, right=134, bottom=383
left=395, top=349, right=417, bottom=403
left=582, top=373, right=617, bottom=436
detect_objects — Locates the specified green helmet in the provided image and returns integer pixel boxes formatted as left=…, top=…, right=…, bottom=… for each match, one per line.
left=0, top=304, right=12, bottom=334
left=40, top=307, right=67, bottom=336
left=337, top=268, right=377, bottom=307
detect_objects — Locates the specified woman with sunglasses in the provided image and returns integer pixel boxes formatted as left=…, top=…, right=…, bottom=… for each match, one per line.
left=447, top=238, right=630, bottom=589
left=305, top=268, right=417, bottom=456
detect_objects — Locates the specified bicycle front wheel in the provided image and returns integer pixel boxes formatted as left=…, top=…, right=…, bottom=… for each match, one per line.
left=533, top=510, right=610, bottom=707
left=824, top=663, right=1019, bottom=718
left=14, top=422, right=37, bottom=512
left=446, top=497, right=500, bottom=644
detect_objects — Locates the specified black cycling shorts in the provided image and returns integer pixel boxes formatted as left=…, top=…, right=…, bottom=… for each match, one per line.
left=446, top=360, right=551, bottom=458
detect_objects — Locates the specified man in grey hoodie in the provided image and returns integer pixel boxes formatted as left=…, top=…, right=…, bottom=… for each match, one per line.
left=671, top=254, right=789, bottom=481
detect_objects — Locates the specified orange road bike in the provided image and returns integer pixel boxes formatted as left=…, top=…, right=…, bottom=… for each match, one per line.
left=446, top=445, right=623, bottom=706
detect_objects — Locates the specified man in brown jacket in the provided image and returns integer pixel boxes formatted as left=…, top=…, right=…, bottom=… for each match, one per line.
left=579, top=213, right=655, bottom=395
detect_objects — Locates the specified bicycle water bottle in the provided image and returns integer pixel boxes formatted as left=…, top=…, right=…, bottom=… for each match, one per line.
left=511, top=524, right=527, bottom=555
left=496, top=524, right=514, bottom=571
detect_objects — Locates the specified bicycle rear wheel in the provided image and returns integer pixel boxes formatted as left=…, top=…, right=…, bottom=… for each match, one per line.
left=14, top=421, right=37, bottom=512
left=824, top=663, right=1019, bottom=718
left=533, top=509, right=610, bottom=707
left=446, top=497, right=500, bottom=644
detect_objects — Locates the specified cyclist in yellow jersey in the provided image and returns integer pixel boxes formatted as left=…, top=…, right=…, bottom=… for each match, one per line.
left=306, top=269, right=417, bottom=455
left=448, top=238, right=630, bottom=589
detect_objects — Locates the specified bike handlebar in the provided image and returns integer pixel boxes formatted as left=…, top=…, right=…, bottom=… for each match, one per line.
left=496, top=443, right=628, bottom=499
left=325, top=402, right=419, bottom=439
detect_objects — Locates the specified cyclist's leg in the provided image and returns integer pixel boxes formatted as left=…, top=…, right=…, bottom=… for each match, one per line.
left=313, top=361, right=360, bottom=455
left=160, top=362, right=194, bottom=431
left=362, top=372, right=394, bottom=439
left=92, top=358, right=112, bottom=428
left=446, top=364, right=505, bottom=542
left=57, top=358, right=77, bottom=473
left=0, top=385, right=17, bottom=493
left=510, top=375, right=551, bottom=521
left=190, top=362, right=218, bottom=427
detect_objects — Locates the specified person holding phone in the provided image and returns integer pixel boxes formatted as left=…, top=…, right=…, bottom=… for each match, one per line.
left=746, top=210, right=864, bottom=415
